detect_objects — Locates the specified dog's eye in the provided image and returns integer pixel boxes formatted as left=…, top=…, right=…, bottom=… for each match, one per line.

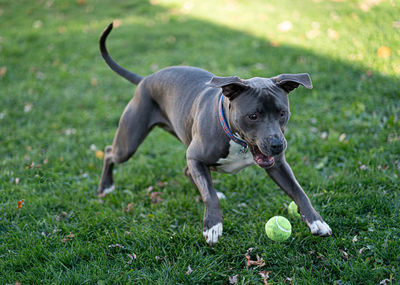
left=248, top=113, right=258, bottom=121
left=280, top=111, right=286, bottom=117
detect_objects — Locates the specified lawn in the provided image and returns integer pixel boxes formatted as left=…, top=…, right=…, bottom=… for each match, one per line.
left=0, top=0, right=399, bottom=283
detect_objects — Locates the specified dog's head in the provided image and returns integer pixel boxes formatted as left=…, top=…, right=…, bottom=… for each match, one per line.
left=207, top=73, right=312, bottom=168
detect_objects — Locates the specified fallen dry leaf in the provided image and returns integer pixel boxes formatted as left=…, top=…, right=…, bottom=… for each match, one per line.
left=91, top=77, right=98, bottom=86
left=113, top=19, right=122, bottom=27
left=259, top=271, right=272, bottom=285
left=62, top=232, right=75, bottom=242
left=156, top=181, right=168, bottom=187
left=229, top=274, right=239, bottom=284
left=58, top=26, right=67, bottom=34
left=359, top=246, right=369, bottom=255
left=150, top=192, right=163, bottom=204
left=339, top=133, right=346, bottom=142
left=76, top=0, right=86, bottom=5
left=358, top=161, right=367, bottom=170
left=377, top=46, right=391, bottom=58
left=327, top=28, right=339, bottom=39
left=108, top=243, right=124, bottom=248
left=284, top=277, right=293, bottom=284
left=124, top=202, right=134, bottom=212
left=339, top=249, right=349, bottom=260
left=359, top=0, right=383, bottom=12
left=186, top=265, right=193, bottom=275
left=24, top=103, right=33, bottom=113
left=96, top=150, right=104, bottom=160
left=0, top=66, right=6, bottom=77
left=146, top=186, right=155, bottom=194
left=246, top=254, right=265, bottom=268
left=127, top=253, right=136, bottom=264
left=352, top=235, right=358, bottom=243
left=17, top=199, right=24, bottom=209
left=278, top=21, right=293, bottom=32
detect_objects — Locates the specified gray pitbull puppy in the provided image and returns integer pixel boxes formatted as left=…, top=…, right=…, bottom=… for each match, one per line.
left=98, top=23, right=332, bottom=245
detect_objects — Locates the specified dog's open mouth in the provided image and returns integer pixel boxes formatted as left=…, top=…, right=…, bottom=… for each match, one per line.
left=249, top=145, right=275, bottom=168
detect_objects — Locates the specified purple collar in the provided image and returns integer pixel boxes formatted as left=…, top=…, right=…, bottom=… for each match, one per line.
left=218, top=95, right=248, bottom=149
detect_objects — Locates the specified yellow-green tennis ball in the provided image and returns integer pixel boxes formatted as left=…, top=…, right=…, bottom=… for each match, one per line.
left=288, top=201, right=300, bottom=218
left=265, top=216, right=292, bottom=242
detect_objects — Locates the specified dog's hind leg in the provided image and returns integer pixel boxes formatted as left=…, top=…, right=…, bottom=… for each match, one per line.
left=98, top=86, right=164, bottom=196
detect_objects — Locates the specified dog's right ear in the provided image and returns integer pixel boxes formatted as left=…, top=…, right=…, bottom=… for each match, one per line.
left=206, top=76, right=249, bottom=100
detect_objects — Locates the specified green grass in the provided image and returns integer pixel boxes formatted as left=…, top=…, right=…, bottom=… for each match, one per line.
left=1, top=0, right=399, bottom=283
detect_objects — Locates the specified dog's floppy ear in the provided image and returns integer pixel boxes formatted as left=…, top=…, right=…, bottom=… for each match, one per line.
left=206, top=76, right=249, bottom=100
left=273, top=73, right=313, bottom=93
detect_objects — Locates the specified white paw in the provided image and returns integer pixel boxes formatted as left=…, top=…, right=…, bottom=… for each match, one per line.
left=216, top=191, right=226, bottom=200
left=103, top=184, right=115, bottom=195
left=203, top=223, right=223, bottom=245
left=307, top=220, right=332, bottom=236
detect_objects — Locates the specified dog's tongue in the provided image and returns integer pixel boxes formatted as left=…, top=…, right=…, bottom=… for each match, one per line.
left=254, top=151, right=275, bottom=168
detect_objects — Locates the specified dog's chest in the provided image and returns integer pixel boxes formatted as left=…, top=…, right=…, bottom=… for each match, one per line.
left=215, top=141, right=255, bottom=174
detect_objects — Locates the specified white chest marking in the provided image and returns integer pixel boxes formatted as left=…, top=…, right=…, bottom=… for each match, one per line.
left=216, top=141, right=255, bottom=174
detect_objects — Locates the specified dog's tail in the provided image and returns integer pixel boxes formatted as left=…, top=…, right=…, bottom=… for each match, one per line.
left=99, top=22, right=143, bottom=85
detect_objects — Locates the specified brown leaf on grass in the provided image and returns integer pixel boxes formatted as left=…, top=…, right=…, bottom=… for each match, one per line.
left=358, top=161, right=367, bottom=170
left=62, top=232, right=75, bottom=242
left=259, top=271, right=272, bottom=285
left=327, top=28, right=339, bottom=39
left=24, top=103, right=33, bottom=113
left=229, top=274, right=239, bottom=284
left=113, top=19, right=122, bottom=28
left=90, top=77, right=98, bottom=86
left=17, top=199, right=24, bottom=209
left=359, top=247, right=369, bottom=255
left=284, top=277, right=293, bottom=284
left=76, top=0, right=86, bottom=5
left=124, top=202, right=134, bottom=212
left=0, top=66, right=6, bottom=77
left=127, top=253, right=136, bottom=264
left=156, top=181, right=168, bottom=187
left=146, top=186, right=155, bottom=194
left=339, top=249, right=349, bottom=260
left=246, top=254, right=265, bottom=268
left=377, top=46, right=391, bottom=58
left=58, top=26, right=67, bottom=34
left=108, top=243, right=124, bottom=249
left=186, top=265, right=193, bottom=275
left=150, top=192, right=163, bottom=204
left=95, top=150, right=104, bottom=160
left=277, top=21, right=293, bottom=32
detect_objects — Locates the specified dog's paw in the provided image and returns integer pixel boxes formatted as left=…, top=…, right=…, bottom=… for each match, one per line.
left=307, top=220, right=332, bottom=237
left=216, top=191, right=226, bottom=200
left=98, top=184, right=115, bottom=197
left=203, top=223, right=223, bottom=246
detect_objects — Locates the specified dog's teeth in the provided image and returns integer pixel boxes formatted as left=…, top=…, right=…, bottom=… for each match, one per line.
left=203, top=223, right=223, bottom=245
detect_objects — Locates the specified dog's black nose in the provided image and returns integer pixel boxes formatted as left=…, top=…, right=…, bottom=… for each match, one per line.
left=270, top=136, right=284, bottom=155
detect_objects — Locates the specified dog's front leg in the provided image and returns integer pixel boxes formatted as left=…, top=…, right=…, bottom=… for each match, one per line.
left=186, top=157, right=223, bottom=246
left=266, top=155, right=332, bottom=237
